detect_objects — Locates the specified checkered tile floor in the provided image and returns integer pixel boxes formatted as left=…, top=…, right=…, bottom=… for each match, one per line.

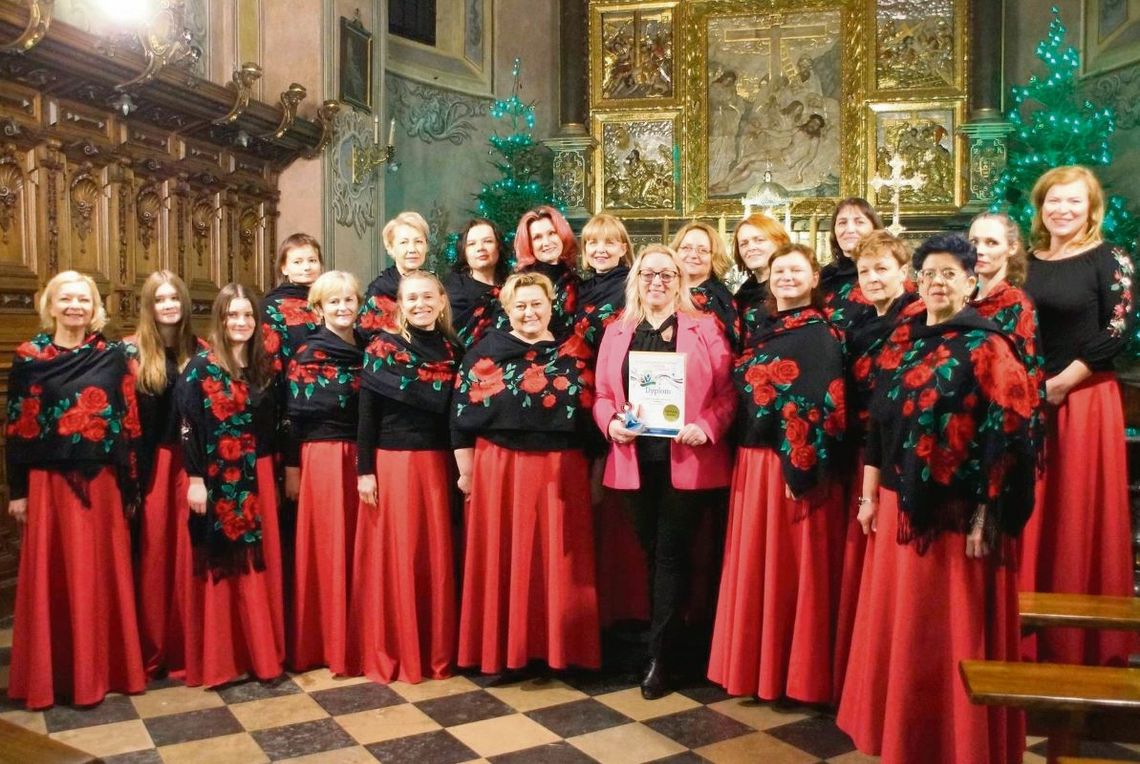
left=1, top=628, right=1139, bottom=763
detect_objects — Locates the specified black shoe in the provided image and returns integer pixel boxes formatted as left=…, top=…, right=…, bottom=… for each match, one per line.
left=640, top=658, right=670, bottom=700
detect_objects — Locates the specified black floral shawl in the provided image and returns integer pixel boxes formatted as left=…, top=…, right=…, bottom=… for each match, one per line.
left=445, top=271, right=504, bottom=349
left=577, top=265, right=629, bottom=350
left=734, top=274, right=769, bottom=346
left=285, top=327, right=364, bottom=439
left=844, top=291, right=921, bottom=444
left=734, top=308, right=846, bottom=501
left=6, top=333, right=141, bottom=508
left=452, top=328, right=595, bottom=436
left=176, top=351, right=267, bottom=580
left=359, top=266, right=402, bottom=339
left=362, top=326, right=460, bottom=414
left=867, top=306, right=1037, bottom=552
left=261, top=282, right=320, bottom=374
left=821, top=254, right=874, bottom=330
left=691, top=278, right=742, bottom=351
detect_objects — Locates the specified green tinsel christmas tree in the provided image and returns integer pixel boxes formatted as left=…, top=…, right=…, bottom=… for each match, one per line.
left=443, top=58, right=556, bottom=265
left=989, top=6, right=1138, bottom=248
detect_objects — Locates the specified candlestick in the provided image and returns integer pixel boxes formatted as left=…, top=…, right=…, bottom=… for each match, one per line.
left=373, top=115, right=379, bottom=143
left=387, top=118, right=396, bottom=147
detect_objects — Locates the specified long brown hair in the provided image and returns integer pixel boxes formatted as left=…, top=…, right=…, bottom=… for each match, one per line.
left=829, top=197, right=884, bottom=259
left=136, top=270, right=198, bottom=395
left=207, top=283, right=271, bottom=388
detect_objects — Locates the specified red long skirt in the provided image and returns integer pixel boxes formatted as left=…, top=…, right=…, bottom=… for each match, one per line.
left=707, top=447, right=846, bottom=702
left=837, top=489, right=1024, bottom=764
left=8, top=467, right=146, bottom=710
left=832, top=449, right=866, bottom=702
left=594, top=490, right=650, bottom=626
left=136, top=445, right=192, bottom=677
left=1017, top=373, right=1137, bottom=665
left=179, top=456, right=285, bottom=688
left=349, top=449, right=456, bottom=684
left=290, top=441, right=358, bottom=674
left=458, top=440, right=601, bottom=673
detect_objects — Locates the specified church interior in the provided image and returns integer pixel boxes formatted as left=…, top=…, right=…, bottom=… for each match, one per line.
left=0, top=0, right=1139, bottom=762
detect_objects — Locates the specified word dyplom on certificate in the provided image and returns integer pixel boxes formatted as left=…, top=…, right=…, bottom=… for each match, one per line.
left=627, top=351, right=687, bottom=438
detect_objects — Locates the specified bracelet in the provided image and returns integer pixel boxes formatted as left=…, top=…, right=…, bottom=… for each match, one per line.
left=857, top=496, right=877, bottom=506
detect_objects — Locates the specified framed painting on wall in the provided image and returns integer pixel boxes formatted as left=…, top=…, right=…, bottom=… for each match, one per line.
left=340, top=15, right=373, bottom=113
left=593, top=111, right=679, bottom=217
left=866, top=100, right=965, bottom=210
left=1082, top=0, right=1140, bottom=76
left=590, top=2, right=678, bottom=108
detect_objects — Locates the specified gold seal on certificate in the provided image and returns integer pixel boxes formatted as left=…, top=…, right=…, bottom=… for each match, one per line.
left=628, top=351, right=687, bottom=438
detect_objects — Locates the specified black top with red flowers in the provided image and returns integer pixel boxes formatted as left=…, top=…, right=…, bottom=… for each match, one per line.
left=285, top=327, right=364, bottom=446
left=821, top=254, right=874, bottom=331
left=445, top=271, right=504, bottom=349
left=359, top=265, right=403, bottom=340
left=577, top=265, right=629, bottom=350
left=734, top=274, right=769, bottom=346
left=261, top=282, right=320, bottom=375
left=6, top=333, right=142, bottom=504
left=691, top=278, right=741, bottom=351
left=865, top=306, right=1037, bottom=551
left=357, top=326, right=459, bottom=469
left=734, top=308, right=847, bottom=499
left=844, top=291, right=921, bottom=446
left=451, top=328, right=595, bottom=451
left=176, top=350, right=277, bottom=579
left=1023, top=242, right=1134, bottom=375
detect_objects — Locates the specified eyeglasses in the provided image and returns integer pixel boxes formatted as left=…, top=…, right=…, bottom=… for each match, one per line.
left=638, top=269, right=678, bottom=285
left=678, top=244, right=711, bottom=256
left=917, top=268, right=967, bottom=283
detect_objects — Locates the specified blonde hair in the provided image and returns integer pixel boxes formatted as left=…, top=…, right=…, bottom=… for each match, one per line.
left=135, top=271, right=197, bottom=395
left=499, top=271, right=555, bottom=309
left=38, top=270, right=107, bottom=333
left=308, top=270, right=363, bottom=312
left=382, top=211, right=430, bottom=251
left=670, top=221, right=732, bottom=280
left=207, top=283, right=271, bottom=388
left=620, top=244, right=697, bottom=327
left=580, top=213, right=634, bottom=272
left=970, top=212, right=1029, bottom=286
left=1030, top=165, right=1105, bottom=251
left=394, top=270, right=456, bottom=341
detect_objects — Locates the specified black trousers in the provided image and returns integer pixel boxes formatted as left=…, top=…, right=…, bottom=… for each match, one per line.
left=625, top=457, right=716, bottom=661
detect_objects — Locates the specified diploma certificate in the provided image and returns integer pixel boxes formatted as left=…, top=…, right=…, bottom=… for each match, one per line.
left=627, top=351, right=686, bottom=438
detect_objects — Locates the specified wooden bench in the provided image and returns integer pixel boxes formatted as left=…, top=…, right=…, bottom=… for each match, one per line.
left=1020, top=592, right=1140, bottom=635
left=0, top=718, right=99, bottom=764
left=960, top=660, right=1140, bottom=764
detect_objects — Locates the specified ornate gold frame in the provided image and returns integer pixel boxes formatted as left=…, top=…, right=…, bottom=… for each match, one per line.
left=865, top=0, right=967, bottom=97
left=589, top=1, right=680, bottom=110
left=592, top=110, right=680, bottom=218
left=681, top=0, right=868, bottom=217
left=865, top=98, right=966, bottom=212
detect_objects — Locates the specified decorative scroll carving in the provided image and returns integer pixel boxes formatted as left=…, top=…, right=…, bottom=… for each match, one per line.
left=1086, top=62, right=1140, bottom=130
left=136, top=185, right=162, bottom=250
left=116, top=0, right=202, bottom=91
left=190, top=196, right=213, bottom=268
left=331, top=108, right=376, bottom=237
left=0, top=159, right=23, bottom=241
left=385, top=72, right=492, bottom=145
left=238, top=206, right=260, bottom=264
left=69, top=170, right=100, bottom=244
left=0, top=0, right=55, bottom=54
left=214, top=62, right=263, bottom=125
left=261, top=84, right=307, bottom=141
left=303, top=100, right=341, bottom=160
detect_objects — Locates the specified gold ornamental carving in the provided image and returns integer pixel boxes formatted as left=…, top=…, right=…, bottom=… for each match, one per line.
left=0, top=158, right=23, bottom=241
left=214, top=62, right=263, bottom=126
left=261, top=84, right=307, bottom=141
left=0, top=0, right=54, bottom=54
left=238, top=206, right=260, bottom=263
left=136, top=185, right=163, bottom=251
left=69, top=170, right=101, bottom=245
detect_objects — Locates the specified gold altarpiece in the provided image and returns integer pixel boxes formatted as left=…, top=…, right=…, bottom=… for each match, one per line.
left=586, top=0, right=970, bottom=244
left=0, top=2, right=334, bottom=617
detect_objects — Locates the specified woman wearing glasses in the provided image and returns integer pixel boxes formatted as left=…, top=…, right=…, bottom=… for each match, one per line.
left=593, top=245, right=736, bottom=699
left=670, top=221, right=740, bottom=350
left=837, top=234, right=1037, bottom=764
left=1020, top=166, right=1135, bottom=665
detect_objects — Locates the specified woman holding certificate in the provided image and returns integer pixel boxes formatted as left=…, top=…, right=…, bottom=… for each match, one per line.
left=708, top=243, right=847, bottom=704
left=593, top=244, right=736, bottom=700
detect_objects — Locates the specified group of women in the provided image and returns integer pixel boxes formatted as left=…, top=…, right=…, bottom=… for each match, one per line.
left=5, top=164, right=1136, bottom=764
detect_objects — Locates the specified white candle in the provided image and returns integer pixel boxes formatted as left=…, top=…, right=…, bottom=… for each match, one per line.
left=373, top=115, right=379, bottom=143
left=388, top=118, right=396, bottom=147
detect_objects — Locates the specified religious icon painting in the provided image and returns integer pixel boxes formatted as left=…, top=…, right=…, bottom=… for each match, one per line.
left=1082, top=0, right=1140, bottom=76
left=872, top=0, right=965, bottom=95
left=867, top=100, right=965, bottom=210
left=590, top=2, right=678, bottom=109
left=592, top=112, right=679, bottom=217
left=339, top=14, right=373, bottom=113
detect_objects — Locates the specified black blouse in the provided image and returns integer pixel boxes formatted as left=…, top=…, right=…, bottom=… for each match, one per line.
left=356, top=389, right=451, bottom=472
left=622, top=316, right=678, bottom=464
left=1023, top=242, right=1134, bottom=375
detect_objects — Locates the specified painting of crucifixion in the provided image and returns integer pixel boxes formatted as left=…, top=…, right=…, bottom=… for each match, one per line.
left=705, top=10, right=842, bottom=199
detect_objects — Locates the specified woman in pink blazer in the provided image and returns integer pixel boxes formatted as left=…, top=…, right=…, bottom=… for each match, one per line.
left=593, top=244, right=736, bottom=700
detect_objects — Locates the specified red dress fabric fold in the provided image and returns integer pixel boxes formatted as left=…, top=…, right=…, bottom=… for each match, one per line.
left=837, top=488, right=1025, bottom=764
left=1017, top=373, right=1137, bottom=665
left=290, top=440, right=358, bottom=674
left=708, top=447, right=845, bottom=702
left=8, top=467, right=146, bottom=710
left=458, top=440, right=601, bottom=673
left=179, top=456, right=285, bottom=688
left=832, top=449, right=866, bottom=702
left=136, top=445, right=193, bottom=677
left=349, top=448, right=456, bottom=683
left=594, top=490, right=649, bottom=626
